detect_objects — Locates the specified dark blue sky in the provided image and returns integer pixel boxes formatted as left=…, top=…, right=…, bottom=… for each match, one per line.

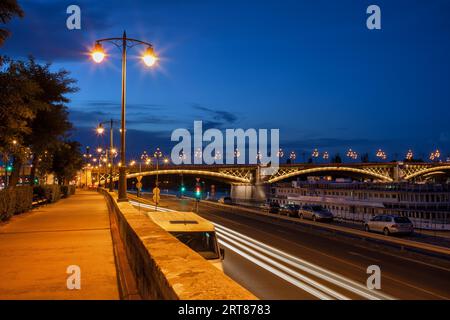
left=3, top=0, right=450, bottom=161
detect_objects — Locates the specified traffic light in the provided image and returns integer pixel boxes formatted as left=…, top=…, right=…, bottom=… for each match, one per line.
left=6, top=165, right=13, bottom=172
left=195, top=181, right=202, bottom=199
left=180, top=185, right=186, bottom=193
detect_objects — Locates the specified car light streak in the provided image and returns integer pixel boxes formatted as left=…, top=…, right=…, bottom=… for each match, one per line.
left=214, top=223, right=394, bottom=300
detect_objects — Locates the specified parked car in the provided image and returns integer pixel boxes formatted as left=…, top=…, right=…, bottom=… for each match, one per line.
left=268, top=202, right=281, bottom=214
left=280, top=204, right=301, bottom=217
left=218, top=196, right=233, bottom=205
left=299, top=205, right=333, bottom=222
left=364, top=215, right=413, bottom=236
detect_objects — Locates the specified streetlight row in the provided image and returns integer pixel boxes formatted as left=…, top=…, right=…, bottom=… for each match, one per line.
left=86, top=146, right=449, bottom=165
left=274, top=148, right=446, bottom=162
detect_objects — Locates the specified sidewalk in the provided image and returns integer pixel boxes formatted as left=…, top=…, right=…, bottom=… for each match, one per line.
left=0, top=190, right=119, bottom=299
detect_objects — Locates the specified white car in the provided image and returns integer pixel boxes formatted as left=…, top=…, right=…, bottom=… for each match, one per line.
left=364, top=215, right=414, bottom=236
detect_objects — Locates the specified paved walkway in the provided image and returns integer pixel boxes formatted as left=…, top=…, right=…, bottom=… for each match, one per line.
left=0, top=190, right=119, bottom=299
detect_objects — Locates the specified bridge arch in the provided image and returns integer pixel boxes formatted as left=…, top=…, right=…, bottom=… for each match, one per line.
left=122, top=169, right=251, bottom=184
left=404, top=166, right=450, bottom=181
left=268, top=166, right=393, bottom=184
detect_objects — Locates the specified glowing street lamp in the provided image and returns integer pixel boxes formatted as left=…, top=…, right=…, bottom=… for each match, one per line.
left=96, top=119, right=117, bottom=191
left=96, top=123, right=105, bottom=135
left=277, top=148, right=284, bottom=158
left=142, top=46, right=158, bottom=67
left=406, top=149, right=413, bottom=161
left=194, top=148, right=202, bottom=160
left=91, top=42, right=105, bottom=63
left=179, top=151, right=187, bottom=163
left=312, top=149, right=319, bottom=158
left=91, top=31, right=158, bottom=202
left=429, top=149, right=441, bottom=162
left=376, top=149, right=387, bottom=161
left=346, top=148, right=358, bottom=160
left=290, top=151, right=296, bottom=163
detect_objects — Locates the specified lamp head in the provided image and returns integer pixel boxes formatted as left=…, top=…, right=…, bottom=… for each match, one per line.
left=92, top=42, right=105, bottom=63
left=142, top=46, right=157, bottom=67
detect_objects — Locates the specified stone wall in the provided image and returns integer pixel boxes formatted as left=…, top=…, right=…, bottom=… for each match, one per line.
left=100, top=189, right=257, bottom=300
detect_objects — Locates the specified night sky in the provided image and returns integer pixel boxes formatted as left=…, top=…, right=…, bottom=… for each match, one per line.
left=3, top=0, right=450, bottom=161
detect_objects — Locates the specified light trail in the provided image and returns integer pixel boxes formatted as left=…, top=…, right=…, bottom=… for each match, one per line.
left=130, top=199, right=395, bottom=300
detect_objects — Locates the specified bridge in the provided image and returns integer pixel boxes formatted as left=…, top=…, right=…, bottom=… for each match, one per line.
left=85, top=162, right=450, bottom=202
left=87, top=162, right=450, bottom=184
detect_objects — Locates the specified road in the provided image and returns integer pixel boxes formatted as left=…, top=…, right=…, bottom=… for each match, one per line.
left=131, top=196, right=450, bottom=300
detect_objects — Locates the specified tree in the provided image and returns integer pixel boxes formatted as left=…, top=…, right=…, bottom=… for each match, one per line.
left=17, top=58, right=77, bottom=186
left=0, top=0, right=24, bottom=46
left=0, top=57, right=78, bottom=187
left=332, top=153, right=342, bottom=164
left=0, top=57, right=42, bottom=184
left=51, top=141, right=84, bottom=185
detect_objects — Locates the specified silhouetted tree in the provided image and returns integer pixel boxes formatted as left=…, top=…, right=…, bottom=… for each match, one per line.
left=0, top=0, right=24, bottom=46
left=0, top=57, right=41, bottom=185
left=51, top=141, right=84, bottom=185
left=1, top=57, right=78, bottom=187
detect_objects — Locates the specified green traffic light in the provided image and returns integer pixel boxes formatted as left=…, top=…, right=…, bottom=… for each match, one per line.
left=6, top=165, right=13, bottom=172
left=181, top=186, right=186, bottom=192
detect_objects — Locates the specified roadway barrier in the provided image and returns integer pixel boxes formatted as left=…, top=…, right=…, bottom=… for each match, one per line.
left=99, top=189, right=257, bottom=300
left=199, top=200, right=450, bottom=258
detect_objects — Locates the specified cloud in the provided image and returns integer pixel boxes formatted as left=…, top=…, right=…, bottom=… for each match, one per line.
left=71, top=126, right=175, bottom=157
left=192, top=103, right=238, bottom=127
left=73, top=100, right=165, bottom=112
left=69, top=110, right=111, bottom=123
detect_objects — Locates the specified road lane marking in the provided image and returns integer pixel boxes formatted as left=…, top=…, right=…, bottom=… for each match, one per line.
left=348, top=251, right=381, bottom=263
left=215, top=223, right=394, bottom=300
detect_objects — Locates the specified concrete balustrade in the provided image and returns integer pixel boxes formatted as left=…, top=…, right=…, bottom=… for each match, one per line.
left=99, top=189, right=257, bottom=300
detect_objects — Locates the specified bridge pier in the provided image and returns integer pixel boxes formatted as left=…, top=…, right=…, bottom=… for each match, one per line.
left=230, top=184, right=269, bottom=205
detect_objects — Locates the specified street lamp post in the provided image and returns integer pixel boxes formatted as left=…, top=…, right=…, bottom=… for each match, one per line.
left=154, top=148, right=163, bottom=187
left=83, top=146, right=92, bottom=187
left=97, top=119, right=118, bottom=192
left=91, top=31, right=158, bottom=202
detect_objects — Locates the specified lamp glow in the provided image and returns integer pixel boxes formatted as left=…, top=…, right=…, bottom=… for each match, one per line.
left=142, top=47, right=157, bottom=67
left=92, top=43, right=105, bottom=63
